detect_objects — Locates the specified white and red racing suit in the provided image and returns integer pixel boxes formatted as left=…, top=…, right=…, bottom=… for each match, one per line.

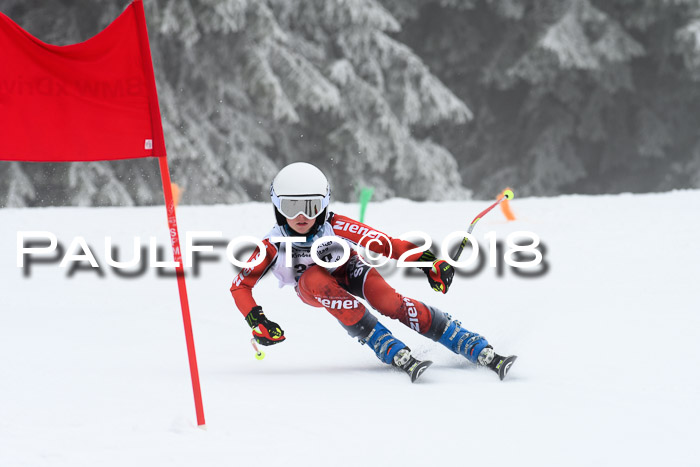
left=230, top=212, right=445, bottom=338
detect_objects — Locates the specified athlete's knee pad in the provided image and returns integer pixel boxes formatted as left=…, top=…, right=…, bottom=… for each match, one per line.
left=339, top=309, right=378, bottom=339
left=422, top=304, right=450, bottom=341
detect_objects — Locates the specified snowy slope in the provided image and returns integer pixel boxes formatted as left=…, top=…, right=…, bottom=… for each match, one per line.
left=1, top=192, right=699, bottom=467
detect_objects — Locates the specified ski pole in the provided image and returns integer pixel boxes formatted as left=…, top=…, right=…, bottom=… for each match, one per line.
left=250, top=338, right=265, bottom=360
left=452, top=189, right=514, bottom=261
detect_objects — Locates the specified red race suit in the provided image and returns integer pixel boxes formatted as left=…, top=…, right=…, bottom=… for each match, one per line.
left=230, top=212, right=440, bottom=336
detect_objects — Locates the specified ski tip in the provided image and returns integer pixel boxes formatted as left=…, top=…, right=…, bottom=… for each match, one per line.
left=410, top=360, right=433, bottom=383
left=497, top=355, right=517, bottom=381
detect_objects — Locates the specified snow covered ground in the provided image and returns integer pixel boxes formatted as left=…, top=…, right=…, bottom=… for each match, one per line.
left=1, top=191, right=699, bottom=467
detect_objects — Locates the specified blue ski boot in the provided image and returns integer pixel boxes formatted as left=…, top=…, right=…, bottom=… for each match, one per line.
left=437, top=314, right=490, bottom=364
left=426, top=308, right=517, bottom=380
left=360, top=321, right=432, bottom=382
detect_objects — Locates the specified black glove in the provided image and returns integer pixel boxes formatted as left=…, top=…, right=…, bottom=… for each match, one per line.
left=418, top=250, right=455, bottom=294
left=245, top=306, right=285, bottom=346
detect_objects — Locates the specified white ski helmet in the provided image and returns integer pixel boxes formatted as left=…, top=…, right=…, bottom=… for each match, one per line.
left=270, top=162, right=330, bottom=233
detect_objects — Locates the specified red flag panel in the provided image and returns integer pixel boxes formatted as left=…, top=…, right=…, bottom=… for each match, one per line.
left=0, top=4, right=157, bottom=162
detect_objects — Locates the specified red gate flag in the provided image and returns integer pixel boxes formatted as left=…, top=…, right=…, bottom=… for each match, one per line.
left=0, top=1, right=206, bottom=427
left=0, top=3, right=157, bottom=161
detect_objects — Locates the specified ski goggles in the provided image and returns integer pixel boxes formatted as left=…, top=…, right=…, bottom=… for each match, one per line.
left=272, top=193, right=329, bottom=219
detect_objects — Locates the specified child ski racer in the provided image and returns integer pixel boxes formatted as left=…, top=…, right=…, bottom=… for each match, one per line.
left=231, top=162, right=516, bottom=382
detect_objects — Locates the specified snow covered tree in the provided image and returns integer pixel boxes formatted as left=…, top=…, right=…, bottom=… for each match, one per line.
left=267, top=0, right=472, bottom=200
left=386, top=0, right=700, bottom=196
left=149, top=0, right=471, bottom=202
left=0, top=162, right=35, bottom=208
left=0, top=0, right=471, bottom=206
left=5, top=0, right=700, bottom=206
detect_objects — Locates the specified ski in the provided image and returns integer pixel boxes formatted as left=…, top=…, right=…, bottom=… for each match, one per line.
left=487, top=353, right=517, bottom=381
left=397, top=355, right=433, bottom=383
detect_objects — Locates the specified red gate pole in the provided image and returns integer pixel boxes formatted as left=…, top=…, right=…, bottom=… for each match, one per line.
left=132, top=0, right=206, bottom=427
left=157, top=157, right=206, bottom=427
